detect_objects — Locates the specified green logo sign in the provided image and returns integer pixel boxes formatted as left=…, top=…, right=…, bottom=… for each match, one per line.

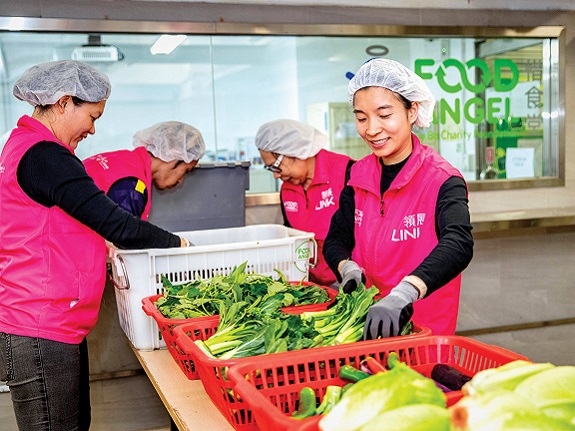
left=296, top=243, right=310, bottom=260
left=295, top=243, right=311, bottom=274
left=414, top=58, right=520, bottom=125
left=415, top=58, right=519, bottom=93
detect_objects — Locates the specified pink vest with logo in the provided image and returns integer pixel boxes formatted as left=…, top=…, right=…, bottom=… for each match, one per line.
left=350, top=135, right=464, bottom=335
left=83, top=146, right=153, bottom=220
left=0, top=115, right=107, bottom=344
left=281, top=149, right=353, bottom=286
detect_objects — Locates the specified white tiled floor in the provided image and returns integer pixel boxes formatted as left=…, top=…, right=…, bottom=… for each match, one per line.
left=0, top=375, right=170, bottom=431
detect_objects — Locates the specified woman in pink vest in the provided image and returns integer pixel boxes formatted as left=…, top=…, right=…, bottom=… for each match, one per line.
left=324, top=59, right=473, bottom=338
left=0, top=60, right=190, bottom=431
left=83, top=121, right=205, bottom=219
left=255, top=119, right=354, bottom=286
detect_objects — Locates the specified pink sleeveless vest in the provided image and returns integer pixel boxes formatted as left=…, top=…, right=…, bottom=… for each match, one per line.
left=83, top=146, right=152, bottom=220
left=350, top=135, right=464, bottom=335
left=281, top=149, right=353, bottom=286
left=0, top=115, right=107, bottom=344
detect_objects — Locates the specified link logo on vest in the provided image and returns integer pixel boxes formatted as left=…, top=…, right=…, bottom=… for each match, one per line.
left=283, top=201, right=298, bottom=212
left=94, top=154, right=110, bottom=170
left=354, top=208, right=364, bottom=227
left=391, top=212, right=426, bottom=242
left=314, top=187, right=335, bottom=210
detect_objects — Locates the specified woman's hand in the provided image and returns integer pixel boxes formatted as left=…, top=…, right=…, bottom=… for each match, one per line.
left=338, top=260, right=365, bottom=294
left=180, top=237, right=194, bottom=247
left=363, top=280, right=419, bottom=339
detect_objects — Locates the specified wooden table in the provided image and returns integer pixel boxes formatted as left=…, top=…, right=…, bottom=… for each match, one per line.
left=132, top=347, right=234, bottom=431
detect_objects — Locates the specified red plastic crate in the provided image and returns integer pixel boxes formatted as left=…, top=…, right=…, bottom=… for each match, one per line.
left=142, top=282, right=337, bottom=379
left=174, top=321, right=432, bottom=430
left=225, top=336, right=529, bottom=431
left=142, top=294, right=218, bottom=379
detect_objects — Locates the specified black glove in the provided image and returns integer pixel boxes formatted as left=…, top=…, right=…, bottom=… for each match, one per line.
left=339, top=260, right=365, bottom=294
left=363, top=280, right=419, bottom=340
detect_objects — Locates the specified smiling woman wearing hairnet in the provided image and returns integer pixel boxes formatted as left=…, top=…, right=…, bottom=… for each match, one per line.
left=323, top=58, right=473, bottom=339
left=256, top=119, right=355, bottom=286
left=84, top=121, right=206, bottom=219
left=0, top=60, right=190, bottom=431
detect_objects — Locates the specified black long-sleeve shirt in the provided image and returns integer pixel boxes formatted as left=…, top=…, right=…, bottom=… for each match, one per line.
left=323, top=156, right=473, bottom=296
left=17, top=141, right=180, bottom=249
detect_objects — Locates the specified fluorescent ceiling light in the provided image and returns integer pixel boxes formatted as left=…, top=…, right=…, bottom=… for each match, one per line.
left=150, top=34, right=187, bottom=55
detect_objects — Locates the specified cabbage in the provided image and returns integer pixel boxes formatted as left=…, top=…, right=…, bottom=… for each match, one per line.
left=514, top=366, right=575, bottom=424
left=463, top=360, right=554, bottom=395
left=539, top=402, right=575, bottom=426
left=318, top=352, right=445, bottom=431
left=451, top=363, right=575, bottom=430
left=467, top=411, right=575, bottom=431
left=356, top=404, right=450, bottom=431
left=449, top=390, right=536, bottom=430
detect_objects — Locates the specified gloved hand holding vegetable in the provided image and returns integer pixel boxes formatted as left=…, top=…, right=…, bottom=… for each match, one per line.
left=363, top=280, right=419, bottom=339
left=339, top=260, right=365, bottom=294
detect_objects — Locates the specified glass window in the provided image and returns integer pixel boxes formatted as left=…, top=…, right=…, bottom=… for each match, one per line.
left=0, top=24, right=562, bottom=193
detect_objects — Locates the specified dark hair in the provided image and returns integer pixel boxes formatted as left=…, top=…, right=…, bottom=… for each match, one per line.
left=395, top=93, right=413, bottom=110
left=35, top=95, right=88, bottom=113
left=71, top=96, right=86, bottom=106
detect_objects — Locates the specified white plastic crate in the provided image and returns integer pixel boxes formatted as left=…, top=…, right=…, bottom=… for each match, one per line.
left=108, top=224, right=316, bottom=351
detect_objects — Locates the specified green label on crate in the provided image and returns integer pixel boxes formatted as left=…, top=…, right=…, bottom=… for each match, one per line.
left=296, top=243, right=310, bottom=260
left=295, top=243, right=310, bottom=273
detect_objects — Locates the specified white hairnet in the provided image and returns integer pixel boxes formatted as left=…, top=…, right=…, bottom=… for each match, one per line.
left=348, top=58, right=435, bottom=128
left=133, top=121, right=206, bottom=163
left=13, top=60, right=111, bottom=107
left=255, top=119, right=326, bottom=159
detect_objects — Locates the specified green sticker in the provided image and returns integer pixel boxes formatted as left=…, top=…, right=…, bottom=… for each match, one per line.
left=295, top=243, right=311, bottom=273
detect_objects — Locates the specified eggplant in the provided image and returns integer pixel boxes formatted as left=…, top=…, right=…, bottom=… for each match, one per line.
left=431, top=364, right=472, bottom=391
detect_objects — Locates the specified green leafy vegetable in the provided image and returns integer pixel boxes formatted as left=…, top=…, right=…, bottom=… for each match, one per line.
left=452, top=361, right=575, bottom=430
left=357, top=404, right=450, bottom=431
left=196, top=299, right=322, bottom=359
left=196, top=283, right=378, bottom=360
left=450, top=390, right=537, bottom=430
left=154, top=261, right=330, bottom=319
left=514, top=365, right=575, bottom=424
left=465, top=411, right=575, bottom=431
left=318, top=352, right=446, bottom=431
left=300, top=285, right=379, bottom=346
left=463, top=360, right=555, bottom=395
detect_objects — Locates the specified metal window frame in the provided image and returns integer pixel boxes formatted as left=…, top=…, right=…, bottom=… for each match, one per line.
left=0, top=17, right=565, bottom=192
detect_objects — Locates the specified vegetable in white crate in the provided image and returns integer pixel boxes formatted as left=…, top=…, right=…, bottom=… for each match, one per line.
left=154, top=261, right=331, bottom=319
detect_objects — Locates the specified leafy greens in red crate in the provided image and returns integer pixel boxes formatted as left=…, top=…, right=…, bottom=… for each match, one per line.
left=154, top=261, right=331, bottom=319
left=319, top=352, right=448, bottom=431
left=194, top=284, right=380, bottom=359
